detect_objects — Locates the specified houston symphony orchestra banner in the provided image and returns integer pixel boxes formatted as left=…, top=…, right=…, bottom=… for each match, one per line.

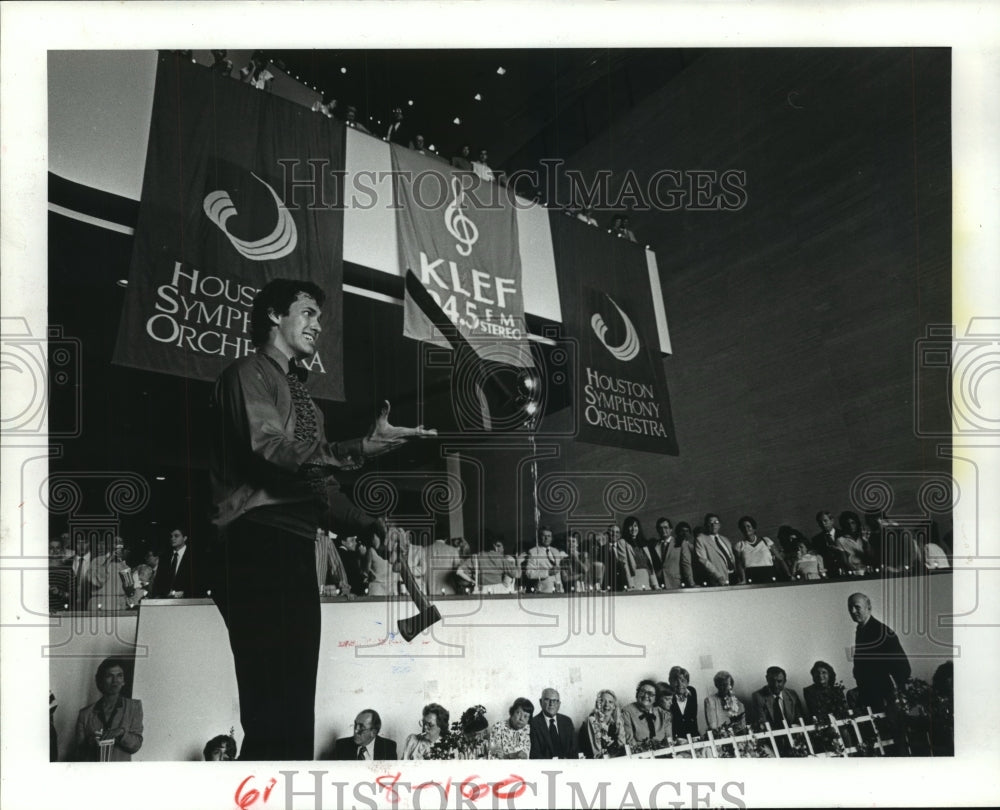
left=113, top=53, right=346, bottom=400
left=549, top=212, right=679, bottom=455
left=392, top=144, right=532, bottom=368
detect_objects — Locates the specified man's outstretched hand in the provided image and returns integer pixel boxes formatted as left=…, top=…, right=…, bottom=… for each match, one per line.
left=362, top=400, right=437, bottom=457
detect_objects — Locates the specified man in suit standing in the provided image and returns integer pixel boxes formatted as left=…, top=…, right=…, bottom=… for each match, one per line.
left=384, top=106, right=408, bottom=145
left=521, top=527, right=564, bottom=593
left=693, top=515, right=735, bottom=586
left=849, top=592, right=911, bottom=711
left=69, top=535, right=93, bottom=609
left=331, top=710, right=397, bottom=761
left=812, top=510, right=842, bottom=578
left=427, top=536, right=461, bottom=595
left=152, top=527, right=198, bottom=597
left=529, top=688, right=577, bottom=759
left=750, top=666, right=805, bottom=730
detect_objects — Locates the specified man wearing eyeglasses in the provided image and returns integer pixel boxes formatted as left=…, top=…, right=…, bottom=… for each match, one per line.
left=622, top=679, right=672, bottom=748
left=529, top=688, right=577, bottom=759
left=330, top=709, right=397, bottom=761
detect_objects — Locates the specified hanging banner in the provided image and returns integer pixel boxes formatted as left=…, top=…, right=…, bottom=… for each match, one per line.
left=550, top=213, right=679, bottom=455
left=392, top=144, right=532, bottom=368
left=113, top=52, right=346, bottom=400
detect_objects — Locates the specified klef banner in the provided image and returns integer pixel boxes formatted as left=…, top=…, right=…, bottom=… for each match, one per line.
left=392, top=145, right=532, bottom=368
left=550, top=213, right=679, bottom=455
left=113, top=53, right=346, bottom=400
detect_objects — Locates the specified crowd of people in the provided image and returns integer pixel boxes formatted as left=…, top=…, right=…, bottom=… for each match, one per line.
left=52, top=593, right=952, bottom=761
left=48, top=508, right=951, bottom=612
left=47, top=527, right=198, bottom=612
left=172, top=49, right=643, bottom=242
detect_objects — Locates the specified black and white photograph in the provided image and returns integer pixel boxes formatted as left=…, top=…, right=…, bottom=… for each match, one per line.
left=1, top=2, right=998, bottom=808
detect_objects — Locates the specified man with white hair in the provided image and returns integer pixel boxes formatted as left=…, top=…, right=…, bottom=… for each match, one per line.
left=848, top=592, right=911, bottom=711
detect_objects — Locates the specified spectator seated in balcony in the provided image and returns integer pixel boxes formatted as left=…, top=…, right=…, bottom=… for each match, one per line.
left=560, top=531, right=590, bottom=592
left=451, top=144, right=473, bottom=171
left=411, top=133, right=431, bottom=156
left=659, top=519, right=695, bottom=590
left=734, top=515, right=789, bottom=584
left=620, top=216, right=637, bottom=243
left=693, top=515, right=735, bottom=587
left=791, top=538, right=826, bottom=580
left=125, top=564, right=154, bottom=609
left=88, top=536, right=130, bottom=611
left=520, top=526, right=564, bottom=593
left=623, top=516, right=658, bottom=587
left=608, top=523, right=639, bottom=591
left=811, top=510, right=842, bottom=578
left=362, top=530, right=392, bottom=596
left=835, top=511, right=875, bottom=574
left=384, top=106, right=408, bottom=145
left=344, top=104, right=370, bottom=133
left=472, top=148, right=495, bottom=182
left=427, top=535, right=461, bottom=595
left=210, top=50, right=234, bottom=78
left=49, top=537, right=73, bottom=612
left=337, top=534, right=367, bottom=596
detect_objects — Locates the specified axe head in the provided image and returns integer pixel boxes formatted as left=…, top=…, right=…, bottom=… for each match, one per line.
left=398, top=605, right=442, bottom=642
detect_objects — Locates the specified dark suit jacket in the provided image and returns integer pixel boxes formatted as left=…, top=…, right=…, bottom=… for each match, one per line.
left=666, top=686, right=699, bottom=738
left=811, top=530, right=841, bottom=577
left=331, top=735, right=398, bottom=760
left=853, top=616, right=911, bottom=710
left=749, top=687, right=805, bottom=728
left=529, top=713, right=578, bottom=759
left=152, top=545, right=199, bottom=597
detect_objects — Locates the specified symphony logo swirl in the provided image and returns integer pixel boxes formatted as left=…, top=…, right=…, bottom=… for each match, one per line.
left=444, top=177, right=479, bottom=257
left=591, top=295, right=641, bottom=362
left=203, top=172, right=298, bottom=261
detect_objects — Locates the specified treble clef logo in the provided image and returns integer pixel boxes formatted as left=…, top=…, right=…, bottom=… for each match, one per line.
left=444, top=177, right=479, bottom=257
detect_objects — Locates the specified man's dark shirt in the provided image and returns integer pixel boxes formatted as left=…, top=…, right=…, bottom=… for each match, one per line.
left=210, top=345, right=367, bottom=540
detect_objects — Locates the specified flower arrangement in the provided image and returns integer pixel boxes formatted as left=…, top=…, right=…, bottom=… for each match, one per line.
left=427, top=706, right=490, bottom=760
left=810, top=718, right=847, bottom=756
left=894, top=677, right=932, bottom=716
left=587, top=716, right=625, bottom=758
left=715, top=725, right=772, bottom=758
left=627, top=735, right=673, bottom=756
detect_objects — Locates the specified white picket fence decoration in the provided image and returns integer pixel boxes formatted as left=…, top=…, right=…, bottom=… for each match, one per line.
left=624, top=710, right=893, bottom=759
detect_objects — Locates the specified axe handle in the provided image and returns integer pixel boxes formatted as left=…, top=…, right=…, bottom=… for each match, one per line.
left=397, top=550, right=433, bottom=613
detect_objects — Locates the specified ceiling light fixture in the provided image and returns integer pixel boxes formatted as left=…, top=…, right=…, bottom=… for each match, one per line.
left=453, top=117, right=461, bottom=125
left=496, top=66, right=506, bottom=76
left=474, top=93, right=482, bottom=101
